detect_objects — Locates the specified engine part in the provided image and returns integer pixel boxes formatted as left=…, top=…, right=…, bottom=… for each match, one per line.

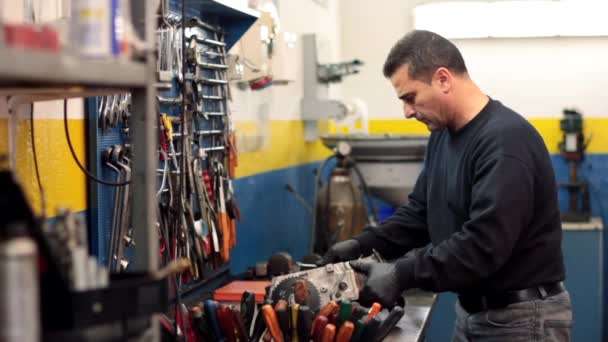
left=269, top=257, right=380, bottom=312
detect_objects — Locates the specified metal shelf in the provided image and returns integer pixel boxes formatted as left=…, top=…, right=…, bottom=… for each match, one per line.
left=0, top=49, right=147, bottom=90
left=169, top=0, right=259, bottom=50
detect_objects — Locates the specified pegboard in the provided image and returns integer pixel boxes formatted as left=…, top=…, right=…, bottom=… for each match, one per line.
left=87, top=97, right=132, bottom=266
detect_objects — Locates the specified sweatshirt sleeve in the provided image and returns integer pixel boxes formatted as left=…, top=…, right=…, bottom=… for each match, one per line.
left=393, top=153, right=534, bottom=292
left=354, top=164, right=431, bottom=259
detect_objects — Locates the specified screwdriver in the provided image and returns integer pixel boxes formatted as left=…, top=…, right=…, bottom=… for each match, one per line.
left=275, top=301, right=291, bottom=341
left=319, top=301, right=339, bottom=317
left=360, top=316, right=381, bottom=341
left=311, top=315, right=328, bottom=342
left=178, top=303, right=196, bottom=342
left=218, top=305, right=237, bottom=342
left=241, top=291, right=256, bottom=333
left=336, top=321, right=355, bottom=342
left=262, top=304, right=284, bottom=342
left=204, top=299, right=226, bottom=342
left=328, top=312, right=338, bottom=325
left=321, top=323, right=336, bottom=342
left=350, top=302, right=368, bottom=322
left=297, top=305, right=313, bottom=342
left=337, top=300, right=352, bottom=329
left=374, top=306, right=405, bottom=342
left=191, top=305, right=212, bottom=341
left=231, top=305, right=249, bottom=342
left=250, top=308, right=267, bottom=342
left=350, top=319, right=366, bottom=342
left=366, top=302, right=382, bottom=323
left=290, top=304, right=300, bottom=342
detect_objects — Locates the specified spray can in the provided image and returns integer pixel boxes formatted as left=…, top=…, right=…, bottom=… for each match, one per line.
left=70, top=0, right=112, bottom=57
left=0, top=224, right=40, bottom=342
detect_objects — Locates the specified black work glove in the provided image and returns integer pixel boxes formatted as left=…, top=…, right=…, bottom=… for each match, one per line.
left=317, top=239, right=362, bottom=266
left=350, top=261, right=405, bottom=309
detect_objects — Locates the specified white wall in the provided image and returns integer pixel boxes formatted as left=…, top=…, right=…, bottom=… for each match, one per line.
left=339, top=1, right=608, bottom=119
left=230, top=0, right=342, bottom=122
left=339, top=0, right=410, bottom=120
left=458, top=37, right=608, bottom=118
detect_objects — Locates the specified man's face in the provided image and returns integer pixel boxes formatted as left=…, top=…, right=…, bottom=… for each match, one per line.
left=390, top=64, right=450, bottom=131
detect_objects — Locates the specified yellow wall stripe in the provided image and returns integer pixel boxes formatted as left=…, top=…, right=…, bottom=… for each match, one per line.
left=368, top=119, right=430, bottom=135
left=0, top=118, right=87, bottom=217
left=3, top=115, right=604, bottom=212
left=235, top=117, right=608, bottom=178
left=235, top=120, right=332, bottom=178
left=369, top=118, right=608, bottom=154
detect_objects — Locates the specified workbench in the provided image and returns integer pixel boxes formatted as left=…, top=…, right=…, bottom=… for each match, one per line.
left=385, top=289, right=437, bottom=341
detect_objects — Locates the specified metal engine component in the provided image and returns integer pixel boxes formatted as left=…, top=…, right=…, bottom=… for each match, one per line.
left=269, top=254, right=382, bottom=312
left=269, top=261, right=359, bottom=312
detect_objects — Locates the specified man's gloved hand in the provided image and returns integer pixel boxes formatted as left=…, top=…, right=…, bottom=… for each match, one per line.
left=350, top=261, right=405, bottom=309
left=317, top=239, right=362, bottom=266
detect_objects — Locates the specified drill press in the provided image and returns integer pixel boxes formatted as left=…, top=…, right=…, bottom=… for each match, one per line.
left=558, top=109, right=591, bottom=222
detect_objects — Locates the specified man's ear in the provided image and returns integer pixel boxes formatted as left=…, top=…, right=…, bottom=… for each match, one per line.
left=433, top=67, right=452, bottom=93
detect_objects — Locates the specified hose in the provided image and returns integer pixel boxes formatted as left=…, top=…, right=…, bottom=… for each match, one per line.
left=350, top=158, right=380, bottom=225
left=310, top=155, right=336, bottom=254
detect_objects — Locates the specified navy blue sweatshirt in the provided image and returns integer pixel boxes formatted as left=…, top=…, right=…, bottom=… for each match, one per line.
left=355, top=99, right=565, bottom=294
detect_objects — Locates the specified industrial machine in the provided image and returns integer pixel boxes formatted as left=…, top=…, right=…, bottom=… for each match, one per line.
left=312, top=135, right=429, bottom=256
left=312, top=141, right=376, bottom=256
left=321, top=134, right=429, bottom=207
left=558, top=109, right=591, bottom=222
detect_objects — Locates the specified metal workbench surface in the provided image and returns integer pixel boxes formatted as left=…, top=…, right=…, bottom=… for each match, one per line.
left=384, top=290, right=437, bottom=342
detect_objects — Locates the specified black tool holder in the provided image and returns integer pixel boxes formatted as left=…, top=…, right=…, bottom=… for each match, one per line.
left=0, top=171, right=168, bottom=342
left=40, top=271, right=168, bottom=341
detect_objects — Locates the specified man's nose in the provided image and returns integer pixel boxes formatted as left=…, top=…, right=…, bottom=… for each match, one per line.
left=404, top=104, right=417, bottom=119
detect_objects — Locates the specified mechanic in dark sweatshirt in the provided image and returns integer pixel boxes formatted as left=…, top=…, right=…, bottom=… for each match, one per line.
left=322, top=30, right=572, bottom=341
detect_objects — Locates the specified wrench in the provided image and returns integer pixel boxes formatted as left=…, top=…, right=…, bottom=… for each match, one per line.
left=110, top=95, right=120, bottom=128
left=104, top=146, right=123, bottom=270
left=114, top=154, right=132, bottom=271
left=98, top=96, right=107, bottom=131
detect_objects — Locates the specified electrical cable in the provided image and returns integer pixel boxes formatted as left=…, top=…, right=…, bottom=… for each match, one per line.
left=350, top=158, right=379, bottom=224
left=30, top=103, right=47, bottom=217
left=310, top=154, right=335, bottom=253
left=63, top=99, right=130, bottom=186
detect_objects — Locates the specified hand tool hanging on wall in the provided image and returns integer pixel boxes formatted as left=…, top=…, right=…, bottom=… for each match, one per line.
left=103, top=144, right=134, bottom=272
left=98, top=93, right=132, bottom=131
left=214, top=161, right=231, bottom=262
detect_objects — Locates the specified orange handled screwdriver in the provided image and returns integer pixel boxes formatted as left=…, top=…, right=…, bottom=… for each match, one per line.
left=319, top=301, right=339, bottom=317
left=366, top=302, right=382, bottom=323
left=321, top=324, right=336, bottom=342
left=262, top=304, right=284, bottom=342
left=336, top=321, right=355, bottom=342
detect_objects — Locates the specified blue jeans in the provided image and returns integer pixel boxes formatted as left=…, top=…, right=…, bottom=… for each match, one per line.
left=452, top=291, right=573, bottom=341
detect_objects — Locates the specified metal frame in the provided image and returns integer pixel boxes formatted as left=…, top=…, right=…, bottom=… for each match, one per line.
left=1, top=0, right=159, bottom=339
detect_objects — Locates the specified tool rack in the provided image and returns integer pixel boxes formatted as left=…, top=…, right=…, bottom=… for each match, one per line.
left=86, top=0, right=258, bottom=312
left=0, top=2, right=159, bottom=340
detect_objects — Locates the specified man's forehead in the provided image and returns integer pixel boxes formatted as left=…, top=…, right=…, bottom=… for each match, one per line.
left=391, top=64, right=413, bottom=95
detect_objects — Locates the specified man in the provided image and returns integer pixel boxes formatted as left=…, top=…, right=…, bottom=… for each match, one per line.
left=322, top=30, right=572, bottom=341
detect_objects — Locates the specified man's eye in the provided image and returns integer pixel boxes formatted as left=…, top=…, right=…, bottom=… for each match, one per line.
left=405, top=95, right=415, bottom=104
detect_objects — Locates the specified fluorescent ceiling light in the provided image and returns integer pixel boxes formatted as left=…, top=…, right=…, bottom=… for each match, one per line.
left=414, top=1, right=608, bottom=38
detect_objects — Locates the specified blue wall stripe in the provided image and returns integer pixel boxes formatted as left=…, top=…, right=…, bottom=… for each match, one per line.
left=229, top=153, right=608, bottom=341
left=229, top=162, right=321, bottom=274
